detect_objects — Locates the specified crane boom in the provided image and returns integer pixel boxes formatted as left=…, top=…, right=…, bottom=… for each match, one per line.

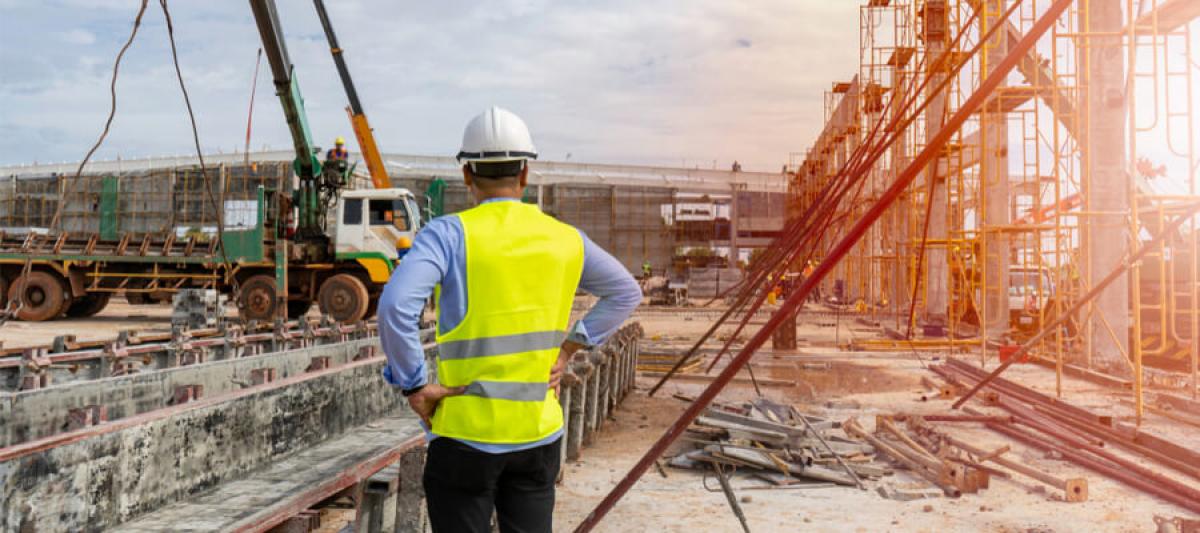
left=248, top=0, right=320, bottom=181
left=248, top=0, right=343, bottom=242
left=312, top=0, right=392, bottom=189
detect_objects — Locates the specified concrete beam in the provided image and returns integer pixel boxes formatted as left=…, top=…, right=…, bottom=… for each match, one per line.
left=1131, top=0, right=1200, bottom=34
left=118, top=416, right=423, bottom=532
left=0, top=355, right=408, bottom=531
left=0, top=338, right=379, bottom=447
left=967, top=0, right=1078, bottom=138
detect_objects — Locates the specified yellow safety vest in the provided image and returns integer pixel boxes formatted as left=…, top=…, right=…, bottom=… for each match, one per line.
left=431, top=200, right=584, bottom=443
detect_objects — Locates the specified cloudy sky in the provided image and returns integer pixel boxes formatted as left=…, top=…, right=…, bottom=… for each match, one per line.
left=0, top=1, right=861, bottom=172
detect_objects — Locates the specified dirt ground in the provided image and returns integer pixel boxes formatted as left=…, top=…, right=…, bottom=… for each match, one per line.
left=552, top=309, right=1197, bottom=532
left=4, top=300, right=1195, bottom=531
left=0, top=299, right=175, bottom=350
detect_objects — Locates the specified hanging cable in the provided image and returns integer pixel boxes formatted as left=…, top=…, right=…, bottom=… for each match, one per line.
left=158, top=0, right=242, bottom=309
left=1, top=1, right=150, bottom=327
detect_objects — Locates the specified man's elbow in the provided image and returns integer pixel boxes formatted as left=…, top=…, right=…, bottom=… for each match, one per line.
left=617, top=277, right=643, bottom=313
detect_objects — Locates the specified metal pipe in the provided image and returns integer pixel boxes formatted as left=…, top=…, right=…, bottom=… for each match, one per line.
left=946, top=360, right=1200, bottom=481
left=790, top=406, right=864, bottom=490
left=979, top=413, right=1200, bottom=514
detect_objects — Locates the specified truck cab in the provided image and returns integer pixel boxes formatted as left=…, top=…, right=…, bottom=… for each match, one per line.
left=334, top=188, right=421, bottom=280
left=1008, top=266, right=1055, bottom=329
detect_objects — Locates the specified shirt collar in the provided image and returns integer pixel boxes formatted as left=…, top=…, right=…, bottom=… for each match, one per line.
left=480, top=197, right=522, bottom=204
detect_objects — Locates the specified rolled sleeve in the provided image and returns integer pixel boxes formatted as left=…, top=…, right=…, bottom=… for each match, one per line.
left=378, top=218, right=455, bottom=390
left=570, top=232, right=642, bottom=346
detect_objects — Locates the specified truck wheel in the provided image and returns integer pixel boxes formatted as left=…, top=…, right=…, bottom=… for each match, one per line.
left=0, top=275, right=8, bottom=308
left=365, top=294, right=379, bottom=319
left=66, top=293, right=113, bottom=318
left=7, top=271, right=68, bottom=322
left=239, top=274, right=278, bottom=322
left=318, top=274, right=369, bottom=323
left=288, top=299, right=313, bottom=319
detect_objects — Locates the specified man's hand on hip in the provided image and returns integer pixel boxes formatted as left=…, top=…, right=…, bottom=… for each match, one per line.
left=550, top=340, right=586, bottom=397
left=408, top=384, right=466, bottom=427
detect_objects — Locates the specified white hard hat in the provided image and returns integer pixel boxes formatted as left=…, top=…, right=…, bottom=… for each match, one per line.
left=456, top=106, right=538, bottom=165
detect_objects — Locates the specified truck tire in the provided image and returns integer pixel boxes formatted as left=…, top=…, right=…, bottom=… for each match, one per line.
left=288, top=299, right=313, bottom=319
left=365, top=294, right=379, bottom=319
left=0, top=275, right=8, bottom=308
left=239, top=274, right=279, bottom=322
left=318, top=274, right=370, bottom=323
left=7, top=271, right=68, bottom=322
left=66, top=293, right=113, bottom=318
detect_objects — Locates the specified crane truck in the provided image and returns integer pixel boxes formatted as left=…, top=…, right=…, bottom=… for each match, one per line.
left=0, top=0, right=419, bottom=323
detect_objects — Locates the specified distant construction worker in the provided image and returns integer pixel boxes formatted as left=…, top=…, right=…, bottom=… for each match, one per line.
left=642, top=259, right=653, bottom=280
left=379, top=106, right=642, bottom=533
left=326, top=136, right=349, bottom=161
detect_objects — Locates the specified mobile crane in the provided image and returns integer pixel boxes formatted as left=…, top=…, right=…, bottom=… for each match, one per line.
left=312, top=0, right=392, bottom=190
left=0, top=1, right=420, bottom=323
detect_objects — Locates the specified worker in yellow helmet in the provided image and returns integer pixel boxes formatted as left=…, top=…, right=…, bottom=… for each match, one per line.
left=325, top=136, right=349, bottom=161
left=378, top=106, right=642, bottom=532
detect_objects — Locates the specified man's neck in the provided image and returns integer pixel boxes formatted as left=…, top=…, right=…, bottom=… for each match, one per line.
left=477, top=190, right=524, bottom=202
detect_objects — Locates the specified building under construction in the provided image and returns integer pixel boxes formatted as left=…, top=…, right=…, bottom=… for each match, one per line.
left=2, top=1, right=1199, bottom=532
left=787, top=0, right=1199, bottom=411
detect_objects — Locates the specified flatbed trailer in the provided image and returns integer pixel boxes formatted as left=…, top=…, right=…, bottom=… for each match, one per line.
left=0, top=183, right=416, bottom=323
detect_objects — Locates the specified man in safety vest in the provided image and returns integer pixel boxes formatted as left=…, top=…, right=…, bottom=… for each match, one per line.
left=326, top=136, right=349, bottom=161
left=378, top=106, right=642, bottom=532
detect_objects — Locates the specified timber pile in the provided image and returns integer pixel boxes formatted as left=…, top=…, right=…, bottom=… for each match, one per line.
left=844, top=415, right=993, bottom=499
left=666, top=397, right=887, bottom=488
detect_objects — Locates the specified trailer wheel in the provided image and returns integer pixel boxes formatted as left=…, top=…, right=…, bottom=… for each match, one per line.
left=287, top=299, right=313, bottom=319
left=318, top=274, right=370, bottom=323
left=7, top=271, right=68, bottom=322
left=239, top=274, right=278, bottom=322
left=66, top=293, right=113, bottom=318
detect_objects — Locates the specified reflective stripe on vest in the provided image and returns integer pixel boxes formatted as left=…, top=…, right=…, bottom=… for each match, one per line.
left=431, top=201, right=584, bottom=444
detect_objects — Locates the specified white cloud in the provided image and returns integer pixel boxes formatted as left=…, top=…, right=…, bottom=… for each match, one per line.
left=58, top=28, right=96, bottom=45
left=0, top=1, right=862, bottom=172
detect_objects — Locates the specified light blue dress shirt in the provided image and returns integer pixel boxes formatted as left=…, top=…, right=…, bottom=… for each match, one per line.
left=379, top=197, right=642, bottom=453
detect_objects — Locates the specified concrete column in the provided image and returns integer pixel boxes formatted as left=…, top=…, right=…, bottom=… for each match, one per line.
left=728, top=186, right=740, bottom=269
left=923, top=33, right=950, bottom=324
left=394, top=446, right=428, bottom=533
left=1079, top=0, right=1131, bottom=373
left=981, top=0, right=1011, bottom=336
left=890, top=70, right=912, bottom=320
left=980, top=110, right=1011, bottom=334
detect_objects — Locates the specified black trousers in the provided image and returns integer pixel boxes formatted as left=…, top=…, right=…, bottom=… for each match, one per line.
left=423, top=437, right=561, bottom=533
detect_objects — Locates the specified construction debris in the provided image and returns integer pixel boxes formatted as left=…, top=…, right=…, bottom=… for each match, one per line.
left=667, top=398, right=885, bottom=489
